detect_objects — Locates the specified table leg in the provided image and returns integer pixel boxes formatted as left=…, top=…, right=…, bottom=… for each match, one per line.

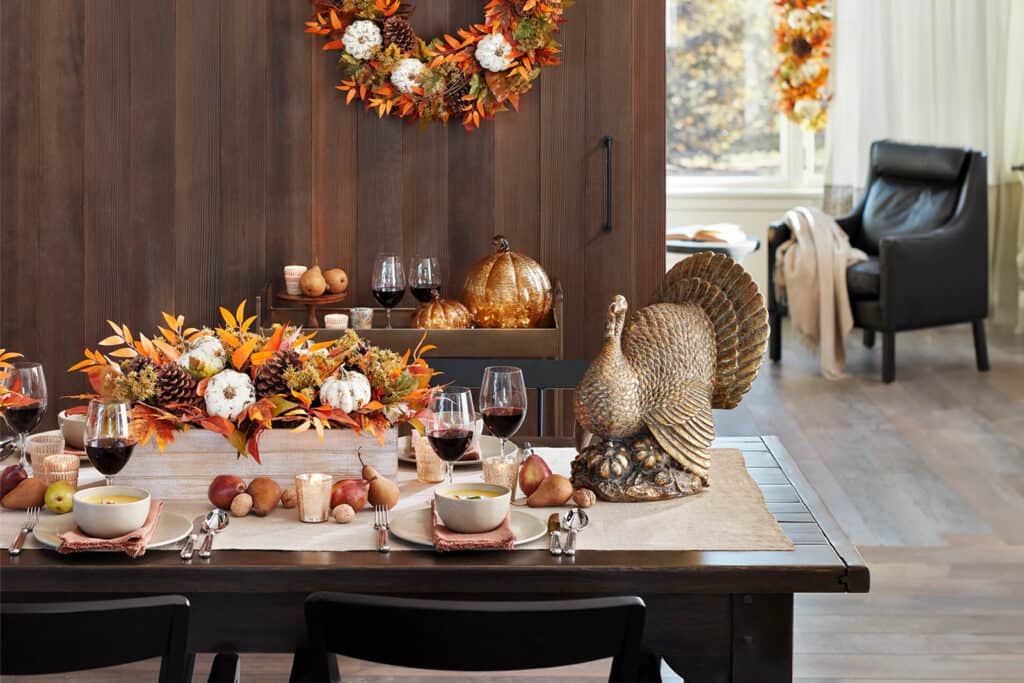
left=731, top=593, right=792, bottom=682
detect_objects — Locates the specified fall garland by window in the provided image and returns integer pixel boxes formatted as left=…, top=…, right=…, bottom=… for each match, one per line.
left=774, top=0, right=832, bottom=131
left=306, top=0, right=572, bottom=132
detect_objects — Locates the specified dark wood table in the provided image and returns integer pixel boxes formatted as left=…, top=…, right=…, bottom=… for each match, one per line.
left=0, top=436, right=868, bottom=682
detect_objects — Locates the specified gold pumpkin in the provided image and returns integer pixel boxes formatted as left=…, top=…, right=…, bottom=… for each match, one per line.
left=411, top=294, right=474, bottom=329
left=461, top=235, right=553, bottom=328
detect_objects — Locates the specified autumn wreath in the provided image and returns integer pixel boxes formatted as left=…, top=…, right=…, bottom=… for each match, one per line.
left=773, top=0, right=832, bottom=131
left=306, top=0, right=572, bottom=131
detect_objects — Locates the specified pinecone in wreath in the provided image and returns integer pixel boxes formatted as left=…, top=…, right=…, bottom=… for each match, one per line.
left=121, top=356, right=154, bottom=376
left=254, top=350, right=301, bottom=399
left=382, top=15, right=417, bottom=55
left=439, top=64, right=471, bottom=114
left=156, top=363, right=201, bottom=408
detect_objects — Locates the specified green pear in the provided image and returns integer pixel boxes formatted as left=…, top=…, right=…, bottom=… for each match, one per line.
left=44, top=481, right=75, bottom=514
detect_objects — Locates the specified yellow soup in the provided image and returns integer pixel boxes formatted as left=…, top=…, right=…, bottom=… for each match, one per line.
left=444, top=489, right=503, bottom=500
left=80, top=495, right=145, bottom=505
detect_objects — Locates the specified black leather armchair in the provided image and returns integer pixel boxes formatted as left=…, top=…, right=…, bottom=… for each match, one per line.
left=767, top=140, right=990, bottom=382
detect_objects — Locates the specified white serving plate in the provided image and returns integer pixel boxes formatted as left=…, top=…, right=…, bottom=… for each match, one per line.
left=397, top=434, right=516, bottom=468
left=31, top=511, right=192, bottom=551
left=388, top=507, right=546, bottom=549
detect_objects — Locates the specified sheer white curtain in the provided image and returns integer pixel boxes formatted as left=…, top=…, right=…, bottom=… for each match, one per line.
left=825, top=0, right=1024, bottom=331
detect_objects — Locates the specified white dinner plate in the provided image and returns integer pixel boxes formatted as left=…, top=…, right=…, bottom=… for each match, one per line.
left=31, top=511, right=193, bottom=551
left=397, top=434, right=516, bottom=467
left=388, top=507, right=547, bottom=549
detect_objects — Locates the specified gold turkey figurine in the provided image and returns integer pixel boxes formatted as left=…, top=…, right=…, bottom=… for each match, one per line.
left=572, top=252, right=769, bottom=502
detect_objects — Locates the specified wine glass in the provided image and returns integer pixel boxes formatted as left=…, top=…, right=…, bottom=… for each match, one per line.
left=425, top=387, right=476, bottom=487
left=84, top=400, right=136, bottom=487
left=372, top=253, right=406, bottom=329
left=479, top=366, right=527, bottom=484
left=409, top=255, right=441, bottom=303
left=1, top=362, right=48, bottom=468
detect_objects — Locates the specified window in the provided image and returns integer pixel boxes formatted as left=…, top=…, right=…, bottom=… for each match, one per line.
left=666, top=0, right=822, bottom=189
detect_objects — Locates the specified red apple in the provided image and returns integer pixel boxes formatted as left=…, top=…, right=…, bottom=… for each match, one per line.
left=1, top=464, right=28, bottom=499
left=518, top=453, right=552, bottom=497
left=208, top=474, right=246, bottom=510
left=331, top=478, right=369, bottom=511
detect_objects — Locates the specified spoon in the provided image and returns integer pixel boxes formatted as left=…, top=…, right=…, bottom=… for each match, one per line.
left=179, top=514, right=208, bottom=561
left=560, top=507, right=590, bottom=556
left=197, top=509, right=229, bottom=559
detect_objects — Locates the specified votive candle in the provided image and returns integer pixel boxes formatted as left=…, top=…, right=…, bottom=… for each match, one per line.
left=324, top=313, right=349, bottom=329
left=295, top=473, right=333, bottom=523
left=283, top=265, right=307, bottom=296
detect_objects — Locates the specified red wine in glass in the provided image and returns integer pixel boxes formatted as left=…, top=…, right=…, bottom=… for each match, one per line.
left=4, top=402, right=47, bottom=434
left=372, top=288, right=405, bottom=308
left=85, top=437, right=136, bottom=477
left=428, top=428, right=474, bottom=462
left=410, top=285, right=440, bottom=303
left=482, top=406, right=525, bottom=440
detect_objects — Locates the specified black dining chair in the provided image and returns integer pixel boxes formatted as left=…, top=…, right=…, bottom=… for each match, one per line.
left=2, top=596, right=192, bottom=682
left=299, top=592, right=646, bottom=682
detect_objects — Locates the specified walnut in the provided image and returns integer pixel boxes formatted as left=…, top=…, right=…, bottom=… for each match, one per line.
left=230, top=492, right=253, bottom=517
left=280, top=487, right=298, bottom=509
left=572, top=488, right=596, bottom=508
left=333, top=504, right=355, bottom=524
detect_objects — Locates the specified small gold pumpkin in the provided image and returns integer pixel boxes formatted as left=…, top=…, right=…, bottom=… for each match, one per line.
left=461, top=235, right=553, bottom=328
left=411, top=293, right=473, bottom=329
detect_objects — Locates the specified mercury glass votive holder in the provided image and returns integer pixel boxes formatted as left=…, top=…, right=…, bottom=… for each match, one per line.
left=295, top=473, right=333, bottom=523
left=350, top=307, right=374, bottom=330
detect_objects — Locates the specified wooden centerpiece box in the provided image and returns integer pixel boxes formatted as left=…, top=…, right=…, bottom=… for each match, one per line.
left=118, top=428, right=397, bottom=501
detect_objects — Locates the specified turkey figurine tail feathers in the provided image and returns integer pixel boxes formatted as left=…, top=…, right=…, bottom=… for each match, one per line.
left=653, top=252, right=769, bottom=409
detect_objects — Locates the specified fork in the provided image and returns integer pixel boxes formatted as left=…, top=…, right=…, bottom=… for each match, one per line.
left=8, top=506, right=40, bottom=556
left=373, top=505, right=391, bottom=554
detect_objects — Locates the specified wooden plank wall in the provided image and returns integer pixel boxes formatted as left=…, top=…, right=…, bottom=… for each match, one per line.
left=0, top=0, right=665, bottom=427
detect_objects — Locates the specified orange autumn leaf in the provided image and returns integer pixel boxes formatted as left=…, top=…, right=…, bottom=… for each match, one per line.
left=231, top=336, right=259, bottom=370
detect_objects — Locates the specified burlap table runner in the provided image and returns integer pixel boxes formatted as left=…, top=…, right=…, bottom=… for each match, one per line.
left=0, top=448, right=792, bottom=552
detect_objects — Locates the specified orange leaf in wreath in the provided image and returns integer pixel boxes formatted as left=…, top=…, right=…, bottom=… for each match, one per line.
left=232, top=336, right=259, bottom=370
left=200, top=416, right=236, bottom=438
left=485, top=71, right=511, bottom=104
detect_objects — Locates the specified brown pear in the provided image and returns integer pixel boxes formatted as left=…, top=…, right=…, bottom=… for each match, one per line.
left=324, top=268, right=349, bottom=294
left=360, top=452, right=400, bottom=509
left=300, top=265, right=327, bottom=297
left=1, top=477, right=47, bottom=510
left=246, top=477, right=282, bottom=516
left=526, top=474, right=573, bottom=508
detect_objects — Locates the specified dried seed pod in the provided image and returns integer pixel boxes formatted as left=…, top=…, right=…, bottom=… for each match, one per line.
left=572, top=488, right=596, bottom=508
left=333, top=504, right=355, bottom=524
left=280, top=487, right=298, bottom=509
left=230, top=492, right=253, bottom=517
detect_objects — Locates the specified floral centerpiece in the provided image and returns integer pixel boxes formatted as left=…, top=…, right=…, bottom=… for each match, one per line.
left=69, top=302, right=435, bottom=462
left=774, top=0, right=832, bottom=131
left=305, top=0, right=572, bottom=131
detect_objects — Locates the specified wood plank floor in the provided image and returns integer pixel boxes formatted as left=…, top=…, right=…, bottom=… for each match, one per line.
left=6, top=321, right=1023, bottom=681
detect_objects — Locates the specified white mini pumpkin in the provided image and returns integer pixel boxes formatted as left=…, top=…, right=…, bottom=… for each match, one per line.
left=204, top=369, right=256, bottom=421
left=178, top=335, right=227, bottom=379
left=320, top=370, right=372, bottom=413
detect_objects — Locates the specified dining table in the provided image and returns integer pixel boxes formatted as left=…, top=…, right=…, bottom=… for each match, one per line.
left=0, top=435, right=868, bottom=683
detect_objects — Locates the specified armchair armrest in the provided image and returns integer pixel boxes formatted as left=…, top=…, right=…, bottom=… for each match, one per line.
left=879, top=222, right=987, bottom=330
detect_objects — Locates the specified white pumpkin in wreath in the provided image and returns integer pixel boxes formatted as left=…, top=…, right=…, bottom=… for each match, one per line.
left=178, top=335, right=227, bottom=379
left=204, top=369, right=256, bottom=421
left=320, top=370, right=372, bottom=413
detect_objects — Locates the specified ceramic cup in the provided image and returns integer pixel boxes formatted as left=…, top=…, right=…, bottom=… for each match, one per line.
left=324, top=313, right=349, bottom=330
left=434, top=483, right=511, bottom=533
left=284, top=265, right=308, bottom=296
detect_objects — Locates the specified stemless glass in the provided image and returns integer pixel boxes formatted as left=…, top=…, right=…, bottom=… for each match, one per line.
left=1, top=361, right=48, bottom=467
left=83, top=400, right=136, bottom=486
left=479, top=366, right=527, bottom=457
left=425, top=387, right=476, bottom=486
left=409, top=255, right=441, bottom=303
left=372, top=253, right=406, bottom=329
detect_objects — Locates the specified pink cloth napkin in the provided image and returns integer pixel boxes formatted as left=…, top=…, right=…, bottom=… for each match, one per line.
left=431, top=501, right=515, bottom=552
left=58, top=500, right=163, bottom=559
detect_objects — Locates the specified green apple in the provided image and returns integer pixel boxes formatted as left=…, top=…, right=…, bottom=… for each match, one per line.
left=44, top=481, right=75, bottom=514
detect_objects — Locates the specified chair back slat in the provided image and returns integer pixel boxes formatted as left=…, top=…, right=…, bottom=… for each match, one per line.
left=2, top=595, right=190, bottom=682
left=305, top=593, right=645, bottom=683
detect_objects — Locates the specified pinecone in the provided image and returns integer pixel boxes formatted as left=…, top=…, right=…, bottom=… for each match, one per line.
left=255, top=350, right=301, bottom=398
left=382, top=15, right=417, bottom=54
left=439, top=64, right=471, bottom=113
left=156, top=363, right=201, bottom=408
left=121, top=356, right=154, bottom=376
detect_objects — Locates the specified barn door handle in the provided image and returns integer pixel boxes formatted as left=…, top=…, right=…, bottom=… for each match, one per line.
left=603, top=136, right=613, bottom=232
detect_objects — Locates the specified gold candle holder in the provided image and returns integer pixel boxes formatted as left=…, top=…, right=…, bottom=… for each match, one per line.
left=295, top=473, right=333, bottom=523
left=413, top=433, right=445, bottom=484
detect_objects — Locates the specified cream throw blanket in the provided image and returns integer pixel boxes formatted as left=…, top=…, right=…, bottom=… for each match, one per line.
left=775, top=207, right=867, bottom=379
